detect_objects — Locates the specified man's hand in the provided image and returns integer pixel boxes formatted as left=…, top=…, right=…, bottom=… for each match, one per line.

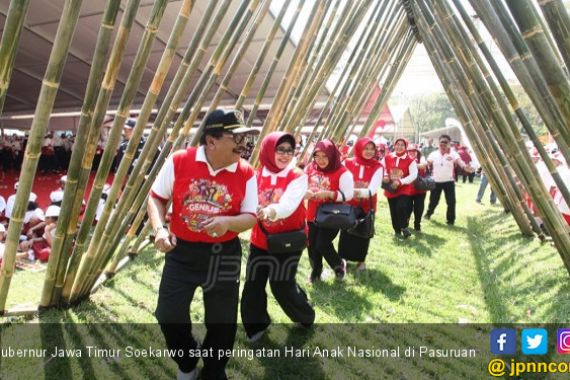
left=154, top=228, right=175, bottom=252
left=313, top=190, right=334, bottom=200
left=201, top=216, right=230, bottom=238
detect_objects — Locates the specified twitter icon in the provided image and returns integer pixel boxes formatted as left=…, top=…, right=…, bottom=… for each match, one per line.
left=522, top=329, right=548, bottom=355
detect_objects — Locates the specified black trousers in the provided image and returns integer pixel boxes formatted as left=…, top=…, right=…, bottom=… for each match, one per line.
left=387, top=196, right=411, bottom=234
left=408, top=193, right=427, bottom=229
left=338, top=229, right=371, bottom=262
left=241, top=244, right=315, bottom=337
left=426, top=181, right=456, bottom=224
left=307, top=222, right=342, bottom=276
left=155, top=238, right=242, bottom=380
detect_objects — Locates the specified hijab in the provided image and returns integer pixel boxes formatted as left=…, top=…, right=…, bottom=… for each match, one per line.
left=259, top=132, right=296, bottom=173
left=353, top=137, right=378, bottom=166
left=313, top=139, right=342, bottom=173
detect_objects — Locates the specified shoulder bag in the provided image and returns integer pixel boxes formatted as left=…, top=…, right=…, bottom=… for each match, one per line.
left=258, top=222, right=307, bottom=254
left=315, top=191, right=358, bottom=230
left=347, top=190, right=375, bottom=239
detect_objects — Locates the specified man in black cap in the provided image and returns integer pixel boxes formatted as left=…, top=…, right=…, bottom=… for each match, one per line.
left=113, top=118, right=146, bottom=173
left=148, top=109, right=259, bottom=380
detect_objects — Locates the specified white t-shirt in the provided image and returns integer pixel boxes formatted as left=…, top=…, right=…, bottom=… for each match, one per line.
left=428, top=150, right=461, bottom=183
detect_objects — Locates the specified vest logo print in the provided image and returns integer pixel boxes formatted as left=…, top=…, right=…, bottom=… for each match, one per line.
left=259, top=188, right=284, bottom=227
left=180, top=179, right=232, bottom=232
left=308, top=174, right=330, bottom=192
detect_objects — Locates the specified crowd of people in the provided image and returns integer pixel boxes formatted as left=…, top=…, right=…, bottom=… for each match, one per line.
left=145, top=109, right=486, bottom=380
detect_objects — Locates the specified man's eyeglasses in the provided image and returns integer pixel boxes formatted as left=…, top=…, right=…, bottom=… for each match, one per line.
left=222, top=133, right=246, bottom=145
left=276, top=147, right=295, bottom=156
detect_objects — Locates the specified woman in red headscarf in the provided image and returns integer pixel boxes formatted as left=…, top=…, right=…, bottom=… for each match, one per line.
left=406, top=144, right=428, bottom=232
left=305, top=139, right=354, bottom=282
left=338, top=137, right=383, bottom=271
left=383, top=138, right=418, bottom=238
left=241, top=132, right=315, bottom=342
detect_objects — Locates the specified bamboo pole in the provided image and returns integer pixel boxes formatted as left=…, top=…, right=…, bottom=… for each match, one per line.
left=357, top=31, right=416, bottom=138
left=342, top=18, right=410, bottom=143
left=277, top=0, right=345, bottom=134
left=39, top=0, right=122, bottom=307
left=0, top=0, right=31, bottom=116
left=328, top=7, right=407, bottom=141
left=0, top=0, right=85, bottom=312
left=505, top=0, right=570, bottom=140
left=66, top=0, right=172, bottom=302
left=469, top=0, right=570, bottom=165
left=428, top=0, right=541, bottom=234
left=416, top=0, right=560, bottom=244
left=539, top=0, right=570, bottom=71
left=63, top=0, right=236, bottom=296
left=412, top=2, right=535, bottom=237
left=97, top=0, right=271, bottom=287
left=298, top=0, right=394, bottom=145
left=51, top=0, right=193, bottom=306
left=255, top=0, right=331, bottom=139
left=450, top=0, right=570, bottom=211
left=249, top=0, right=328, bottom=164
left=280, top=1, right=371, bottom=135
left=234, top=0, right=296, bottom=109
left=57, top=0, right=144, bottom=304
left=59, top=1, right=230, bottom=302
left=74, top=0, right=264, bottom=299
left=243, top=0, right=306, bottom=127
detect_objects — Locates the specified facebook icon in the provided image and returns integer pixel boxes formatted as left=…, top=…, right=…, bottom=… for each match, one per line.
left=491, top=328, right=516, bottom=355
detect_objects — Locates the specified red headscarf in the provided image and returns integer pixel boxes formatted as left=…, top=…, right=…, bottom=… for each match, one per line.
left=393, top=138, right=409, bottom=157
left=259, top=132, right=296, bottom=173
left=353, top=137, right=378, bottom=166
left=312, top=139, right=342, bottom=173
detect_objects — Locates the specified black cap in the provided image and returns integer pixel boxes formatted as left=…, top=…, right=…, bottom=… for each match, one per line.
left=203, top=109, right=259, bottom=135
left=124, top=119, right=136, bottom=129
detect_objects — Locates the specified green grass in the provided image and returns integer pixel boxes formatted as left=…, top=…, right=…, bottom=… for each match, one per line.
left=2, top=180, right=570, bottom=379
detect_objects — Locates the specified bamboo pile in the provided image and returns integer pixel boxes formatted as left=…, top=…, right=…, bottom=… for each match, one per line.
left=0, top=0, right=569, bottom=314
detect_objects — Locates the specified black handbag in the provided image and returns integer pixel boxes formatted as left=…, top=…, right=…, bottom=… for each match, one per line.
left=315, top=191, right=358, bottom=230
left=381, top=180, right=397, bottom=193
left=347, top=191, right=375, bottom=239
left=259, top=223, right=307, bottom=254
left=414, top=175, right=436, bottom=191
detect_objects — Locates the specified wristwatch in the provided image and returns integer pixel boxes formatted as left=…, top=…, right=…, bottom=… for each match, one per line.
left=153, top=225, right=166, bottom=236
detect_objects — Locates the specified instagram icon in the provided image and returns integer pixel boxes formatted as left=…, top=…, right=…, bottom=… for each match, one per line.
left=557, top=329, right=570, bottom=354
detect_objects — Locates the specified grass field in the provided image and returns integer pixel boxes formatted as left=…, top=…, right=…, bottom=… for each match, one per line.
left=2, top=179, right=570, bottom=379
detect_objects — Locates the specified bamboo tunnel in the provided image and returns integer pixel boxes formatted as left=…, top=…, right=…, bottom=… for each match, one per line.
left=1, top=0, right=570, bottom=313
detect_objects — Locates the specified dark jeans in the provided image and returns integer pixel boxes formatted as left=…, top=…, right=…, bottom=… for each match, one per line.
left=408, top=193, right=427, bottom=229
left=307, top=222, right=342, bottom=277
left=426, top=181, right=456, bottom=224
left=387, top=195, right=411, bottom=234
left=462, top=172, right=475, bottom=183
left=155, top=238, right=242, bottom=380
left=241, top=244, right=315, bottom=337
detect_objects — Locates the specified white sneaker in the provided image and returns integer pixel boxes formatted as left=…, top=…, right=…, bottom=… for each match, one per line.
left=246, top=328, right=267, bottom=343
left=176, top=368, right=198, bottom=380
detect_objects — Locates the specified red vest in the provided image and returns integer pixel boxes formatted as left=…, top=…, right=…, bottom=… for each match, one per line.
left=305, top=164, right=348, bottom=222
left=169, top=147, right=255, bottom=243
left=250, top=167, right=307, bottom=250
left=384, top=153, right=415, bottom=198
left=344, top=158, right=381, bottom=213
